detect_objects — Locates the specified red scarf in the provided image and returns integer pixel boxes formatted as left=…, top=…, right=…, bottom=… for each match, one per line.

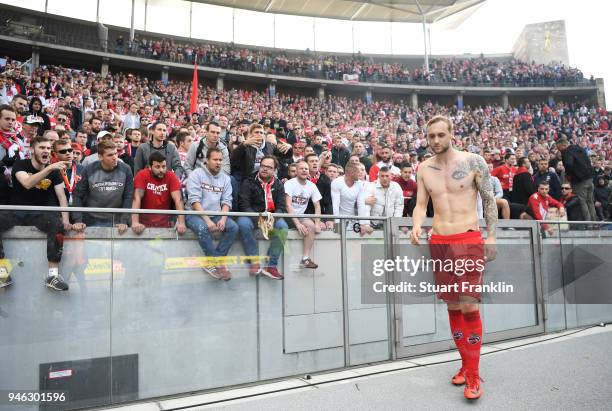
left=0, top=130, right=18, bottom=151
left=309, top=171, right=320, bottom=184
left=0, top=130, right=25, bottom=159
left=258, top=174, right=276, bottom=212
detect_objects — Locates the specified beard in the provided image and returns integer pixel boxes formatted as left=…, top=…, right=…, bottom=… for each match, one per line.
left=431, top=144, right=450, bottom=154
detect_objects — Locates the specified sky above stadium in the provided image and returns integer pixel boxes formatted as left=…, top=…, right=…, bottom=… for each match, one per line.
left=2, top=0, right=609, bottom=108
left=430, top=0, right=611, bottom=108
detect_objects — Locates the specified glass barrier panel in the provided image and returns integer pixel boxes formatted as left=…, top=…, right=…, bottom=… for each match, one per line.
left=259, top=215, right=345, bottom=379
left=558, top=220, right=612, bottom=329
left=109, top=211, right=258, bottom=401
left=0, top=209, right=112, bottom=411
left=346, top=220, right=391, bottom=366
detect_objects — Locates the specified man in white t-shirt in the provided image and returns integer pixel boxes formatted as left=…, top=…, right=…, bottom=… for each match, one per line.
left=285, top=160, right=322, bottom=269
left=331, top=161, right=373, bottom=236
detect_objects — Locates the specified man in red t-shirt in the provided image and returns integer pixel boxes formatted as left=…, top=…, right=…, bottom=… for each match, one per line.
left=132, top=151, right=186, bottom=233
left=491, top=153, right=517, bottom=200
left=393, top=163, right=417, bottom=217
left=528, top=181, right=566, bottom=235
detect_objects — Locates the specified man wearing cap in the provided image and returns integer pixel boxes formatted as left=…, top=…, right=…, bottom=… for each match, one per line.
left=555, top=136, right=596, bottom=221
left=81, top=130, right=114, bottom=167
left=22, top=114, right=43, bottom=141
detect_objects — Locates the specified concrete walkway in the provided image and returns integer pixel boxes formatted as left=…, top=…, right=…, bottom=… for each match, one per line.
left=103, top=326, right=612, bottom=411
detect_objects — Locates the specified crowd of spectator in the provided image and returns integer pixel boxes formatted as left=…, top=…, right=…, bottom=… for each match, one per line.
left=0, top=56, right=610, bottom=290
left=114, top=34, right=588, bottom=86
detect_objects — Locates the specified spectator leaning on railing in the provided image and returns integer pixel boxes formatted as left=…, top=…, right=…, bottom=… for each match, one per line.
left=284, top=160, right=322, bottom=269
left=331, top=160, right=372, bottom=236
left=185, top=147, right=237, bottom=281
left=0, top=136, right=72, bottom=291
left=131, top=151, right=186, bottom=234
left=237, top=155, right=288, bottom=280
left=72, top=140, right=134, bottom=233
left=528, top=181, right=566, bottom=236
left=365, top=166, right=404, bottom=223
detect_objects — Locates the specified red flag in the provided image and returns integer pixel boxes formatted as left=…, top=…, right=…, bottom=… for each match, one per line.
left=189, top=61, right=198, bottom=115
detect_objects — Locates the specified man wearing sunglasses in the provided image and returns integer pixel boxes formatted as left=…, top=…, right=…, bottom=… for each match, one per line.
left=560, top=184, right=586, bottom=223
left=52, top=139, right=83, bottom=206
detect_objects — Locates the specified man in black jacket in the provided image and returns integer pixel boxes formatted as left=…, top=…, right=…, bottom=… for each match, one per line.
left=533, top=158, right=562, bottom=200
left=230, top=123, right=293, bottom=180
left=304, top=153, right=334, bottom=230
left=556, top=136, right=596, bottom=221
left=560, top=183, right=586, bottom=228
left=331, top=134, right=350, bottom=168
left=230, top=123, right=292, bottom=209
left=236, top=155, right=288, bottom=280
left=511, top=157, right=536, bottom=205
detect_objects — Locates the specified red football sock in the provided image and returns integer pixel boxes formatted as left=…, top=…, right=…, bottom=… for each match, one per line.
left=463, top=310, right=483, bottom=373
left=448, top=309, right=466, bottom=368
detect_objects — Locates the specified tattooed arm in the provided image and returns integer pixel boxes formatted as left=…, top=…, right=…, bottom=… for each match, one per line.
left=471, top=154, right=498, bottom=239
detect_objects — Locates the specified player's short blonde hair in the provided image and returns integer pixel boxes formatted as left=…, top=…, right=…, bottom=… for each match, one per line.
left=426, top=115, right=453, bottom=134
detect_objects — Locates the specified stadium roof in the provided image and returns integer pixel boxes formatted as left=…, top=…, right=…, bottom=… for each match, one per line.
left=190, top=0, right=487, bottom=23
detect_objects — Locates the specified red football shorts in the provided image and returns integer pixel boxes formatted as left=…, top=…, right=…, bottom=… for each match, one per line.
left=428, top=230, right=485, bottom=303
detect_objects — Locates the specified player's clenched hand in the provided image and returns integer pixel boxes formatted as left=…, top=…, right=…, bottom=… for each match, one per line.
left=410, top=227, right=422, bottom=245
left=484, top=236, right=497, bottom=262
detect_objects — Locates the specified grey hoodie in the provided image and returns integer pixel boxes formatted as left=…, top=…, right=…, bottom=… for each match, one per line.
left=184, top=139, right=230, bottom=176
left=72, top=161, right=134, bottom=224
left=186, top=165, right=232, bottom=212
left=134, top=141, right=184, bottom=180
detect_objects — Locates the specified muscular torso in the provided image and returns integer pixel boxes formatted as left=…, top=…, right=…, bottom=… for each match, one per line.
left=420, top=152, right=480, bottom=235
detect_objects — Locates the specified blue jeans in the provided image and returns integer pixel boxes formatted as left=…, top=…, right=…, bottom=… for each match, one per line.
left=237, top=217, right=288, bottom=267
left=186, top=215, right=238, bottom=257
left=230, top=173, right=241, bottom=212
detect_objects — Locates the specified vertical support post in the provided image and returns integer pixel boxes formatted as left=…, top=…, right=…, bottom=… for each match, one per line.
left=189, top=1, right=193, bottom=38
left=161, top=66, right=169, bottom=85
left=340, top=220, right=350, bottom=366
left=312, top=18, right=316, bottom=51
left=130, top=0, right=135, bottom=42
left=318, top=84, right=325, bottom=100
left=596, top=78, right=606, bottom=109
left=410, top=92, right=418, bottom=110
left=31, top=46, right=40, bottom=69
left=389, top=22, right=393, bottom=54
left=144, top=0, right=148, bottom=31
left=95, top=0, right=99, bottom=22
left=501, top=92, right=509, bottom=109
left=268, top=79, right=276, bottom=98
left=421, top=14, right=428, bottom=70
left=352, top=21, right=355, bottom=54
left=216, top=74, right=225, bottom=92
left=385, top=217, right=397, bottom=361
left=101, top=57, right=109, bottom=78
left=457, top=92, right=464, bottom=110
